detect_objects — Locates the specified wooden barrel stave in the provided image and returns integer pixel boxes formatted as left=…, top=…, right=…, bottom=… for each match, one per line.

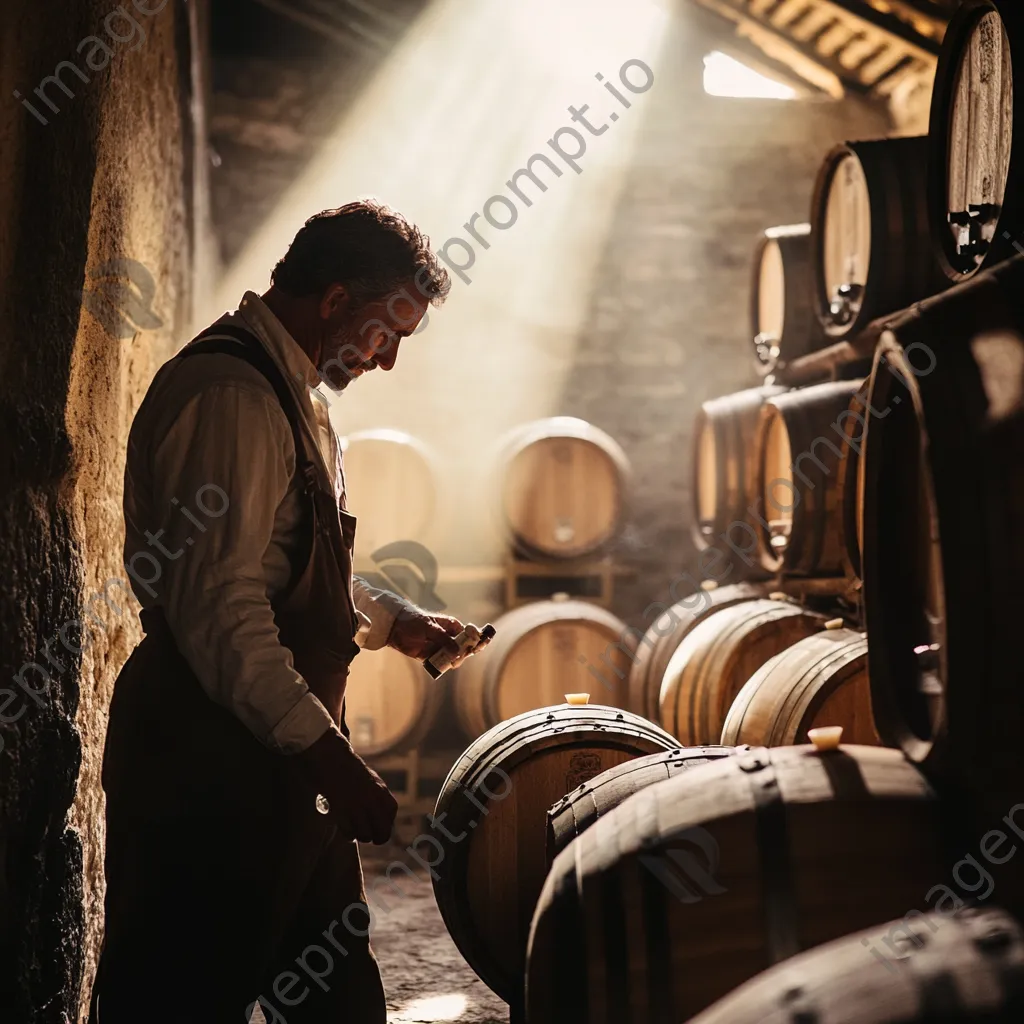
left=526, top=744, right=949, bottom=1024
left=811, top=137, right=947, bottom=340
left=627, top=582, right=769, bottom=721
left=756, top=380, right=864, bottom=576
left=928, top=0, right=1023, bottom=281
left=750, top=224, right=823, bottom=375
left=862, top=254, right=1024, bottom=834
left=454, top=598, right=638, bottom=738
left=721, top=628, right=880, bottom=747
left=499, top=417, right=630, bottom=560
left=688, top=907, right=1024, bottom=1024
left=431, top=704, right=676, bottom=1005
left=834, top=383, right=869, bottom=580
left=546, top=745, right=738, bottom=863
left=692, top=386, right=784, bottom=555
left=658, top=599, right=828, bottom=744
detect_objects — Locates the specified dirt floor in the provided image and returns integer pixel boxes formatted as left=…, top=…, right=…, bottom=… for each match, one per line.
left=250, top=844, right=509, bottom=1024
left=364, top=849, right=509, bottom=1024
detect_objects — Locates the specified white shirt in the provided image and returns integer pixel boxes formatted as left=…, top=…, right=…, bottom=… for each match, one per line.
left=122, top=291, right=412, bottom=754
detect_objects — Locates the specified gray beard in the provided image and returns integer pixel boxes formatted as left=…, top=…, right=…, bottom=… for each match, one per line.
left=316, top=363, right=359, bottom=394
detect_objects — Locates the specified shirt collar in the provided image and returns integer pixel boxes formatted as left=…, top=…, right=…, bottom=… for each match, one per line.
left=236, top=290, right=319, bottom=391
left=235, top=290, right=337, bottom=484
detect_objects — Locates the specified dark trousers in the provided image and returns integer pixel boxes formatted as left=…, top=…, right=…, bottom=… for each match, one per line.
left=89, top=624, right=385, bottom=1023
left=88, top=803, right=385, bottom=1023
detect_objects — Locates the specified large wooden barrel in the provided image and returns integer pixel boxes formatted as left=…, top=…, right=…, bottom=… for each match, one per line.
left=929, top=0, right=1024, bottom=281
left=431, top=702, right=676, bottom=1007
left=526, top=744, right=949, bottom=1023
left=750, top=224, right=823, bottom=376
left=340, top=428, right=438, bottom=557
left=756, top=379, right=864, bottom=576
left=721, top=626, right=880, bottom=747
left=499, top=416, right=630, bottom=560
left=628, top=582, right=769, bottom=721
left=811, top=137, right=946, bottom=340
left=343, top=645, right=444, bottom=757
left=658, top=598, right=827, bottom=744
left=692, top=386, right=784, bottom=554
left=689, top=907, right=1024, bottom=1024
left=546, top=745, right=738, bottom=863
left=454, top=597, right=637, bottom=738
left=861, top=254, right=1024, bottom=833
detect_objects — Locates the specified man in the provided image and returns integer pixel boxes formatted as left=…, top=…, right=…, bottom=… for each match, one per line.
left=90, top=201, right=465, bottom=1022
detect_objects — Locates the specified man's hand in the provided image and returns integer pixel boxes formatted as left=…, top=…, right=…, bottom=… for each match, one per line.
left=387, top=610, right=466, bottom=663
left=295, top=730, right=398, bottom=845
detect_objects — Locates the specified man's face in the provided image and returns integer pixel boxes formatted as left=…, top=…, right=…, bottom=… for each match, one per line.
left=317, top=284, right=427, bottom=392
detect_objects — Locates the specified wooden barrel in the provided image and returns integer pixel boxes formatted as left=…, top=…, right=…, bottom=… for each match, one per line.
left=750, top=224, right=823, bottom=376
left=546, top=745, right=738, bottom=863
left=340, top=428, right=438, bottom=557
left=658, top=598, right=827, bottom=744
left=834, top=383, right=869, bottom=580
left=526, top=744, right=949, bottom=1023
left=628, top=583, right=769, bottom=721
left=499, top=416, right=630, bottom=560
left=454, top=597, right=638, bottom=738
left=861, top=254, right=1024, bottom=828
left=756, top=379, right=864, bottom=576
left=343, top=645, right=444, bottom=757
left=721, top=626, right=880, bottom=747
left=431, top=702, right=676, bottom=1006
left=929, top=0, right=1024, bottom=281
left=692, top=386, right=784, bottom=554
left=689, top=907, right=1024, bottom=1024
left=810, top=137, right=946, bottom=340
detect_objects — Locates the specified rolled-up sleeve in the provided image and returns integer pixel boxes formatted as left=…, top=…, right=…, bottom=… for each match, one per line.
left=351, top=577, right=416, bottom=650
left=141, top=382, right=338, bottom=754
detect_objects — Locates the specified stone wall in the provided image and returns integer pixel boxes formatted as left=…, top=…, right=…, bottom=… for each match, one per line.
left=0, top=1, right=205, bottom=1018
left=554, top=8, right=894, bottom=630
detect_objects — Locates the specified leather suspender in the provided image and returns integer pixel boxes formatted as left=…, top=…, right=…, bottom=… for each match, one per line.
left=178, top=323, right=319, bottom=496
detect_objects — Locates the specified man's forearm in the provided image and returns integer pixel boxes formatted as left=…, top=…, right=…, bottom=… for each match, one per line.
left=351, top=576, right=419, bottom=649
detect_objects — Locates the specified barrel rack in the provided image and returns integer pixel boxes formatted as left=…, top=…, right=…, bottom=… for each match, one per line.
left=369, top=747, right=464, bottom=845
left=403, top=558, right=635, bottom=612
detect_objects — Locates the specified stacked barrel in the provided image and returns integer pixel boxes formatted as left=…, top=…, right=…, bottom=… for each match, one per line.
left=343, top=415, right=640, bottom=758
left=339, top=429, right=449, bottom=755
left=428, top=5, right=1024, bottom=1022
left=496, top=416, right=631, bottom=563
left=452, top=417, right=639, bottom=737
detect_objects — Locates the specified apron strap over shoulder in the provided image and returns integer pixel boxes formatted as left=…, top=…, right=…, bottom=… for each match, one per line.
left=178, top=324, right=319, bottom=495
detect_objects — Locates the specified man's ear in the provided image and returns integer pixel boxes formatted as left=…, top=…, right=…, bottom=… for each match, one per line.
left=319, top=283, right=350, bottom=320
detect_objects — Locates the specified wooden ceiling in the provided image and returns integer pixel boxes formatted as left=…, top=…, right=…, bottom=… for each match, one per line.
left=243, top=0, right=430, bottom=54
left=688, top=0, right=959, bottom=101
left=229, top=0, right=960, bottom=106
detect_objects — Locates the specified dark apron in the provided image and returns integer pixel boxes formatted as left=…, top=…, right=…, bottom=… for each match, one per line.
left=89, top=325, right=386, bottom=1023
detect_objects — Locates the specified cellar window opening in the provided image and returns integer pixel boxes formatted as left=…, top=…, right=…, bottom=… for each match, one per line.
left=702, top=51, right=798, bottom=100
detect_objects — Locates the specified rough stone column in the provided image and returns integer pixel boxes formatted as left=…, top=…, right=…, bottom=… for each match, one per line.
left=0, top=1, right=207, bottom=1018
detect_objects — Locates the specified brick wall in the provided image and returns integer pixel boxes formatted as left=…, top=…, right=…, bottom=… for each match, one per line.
left=557, top=12, right=892, bottom=630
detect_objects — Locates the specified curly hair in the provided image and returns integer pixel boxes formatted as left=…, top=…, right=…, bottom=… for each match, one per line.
left=271, top=199, right=451, bottom=308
